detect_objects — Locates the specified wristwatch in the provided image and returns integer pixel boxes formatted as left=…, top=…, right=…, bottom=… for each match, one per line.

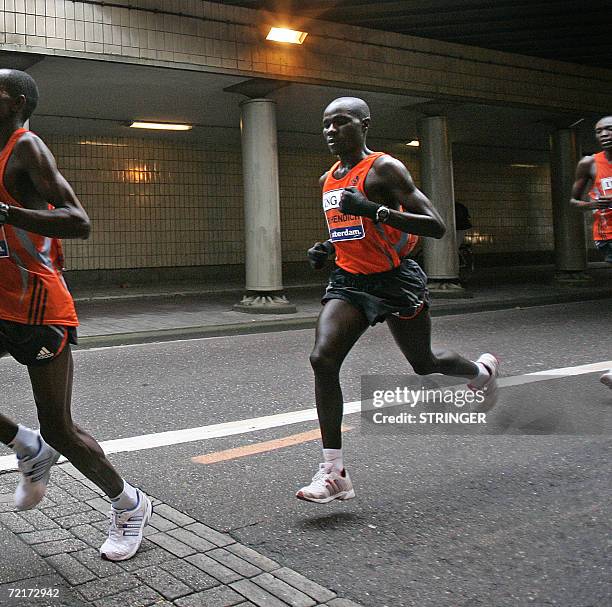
left=375, top=205, right=391, bottom=224
left=0, top=202, right=9, bottom=226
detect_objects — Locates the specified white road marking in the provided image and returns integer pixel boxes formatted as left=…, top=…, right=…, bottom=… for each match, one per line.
left=1, top=360, right=610, bottom=472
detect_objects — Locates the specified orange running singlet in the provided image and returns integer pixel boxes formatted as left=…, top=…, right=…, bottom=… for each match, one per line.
left=0, top=129, right=78, bottom=326
left=322, top=152, right=419, bottom=275
left=589, top=151, right=612, bottom=241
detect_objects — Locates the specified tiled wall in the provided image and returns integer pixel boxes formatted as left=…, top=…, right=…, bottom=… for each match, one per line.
left=49, top=134, right=555, bottom=273
left=454, top=162, right=553, bottom=253
left=53, top=135, right=244, bottom=270
left=278, top=150, right=328, bottom=264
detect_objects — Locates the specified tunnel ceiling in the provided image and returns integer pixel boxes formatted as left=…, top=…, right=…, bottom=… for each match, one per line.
left=223, top=0, right=611, bottom=69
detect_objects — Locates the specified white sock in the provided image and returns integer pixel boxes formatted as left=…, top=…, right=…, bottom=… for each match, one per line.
left=323, top=448, right=343, bottom=473
left=9, top=425, right=40, bottom=459
left=110, top=480, right=138, bottom=511
left=470, top=362, right=491, bottom=388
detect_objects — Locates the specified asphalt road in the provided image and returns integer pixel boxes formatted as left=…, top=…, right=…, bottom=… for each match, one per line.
left=1, top=300, right=611, bottom=607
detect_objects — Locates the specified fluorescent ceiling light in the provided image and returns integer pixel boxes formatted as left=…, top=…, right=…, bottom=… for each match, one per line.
left=266, top=27, right=308, bottom=44
left=406, top=140, right=420, bottom=147
left=510, top=163, right=538, bottom=168
left=128, top=121, right=192, bottom=131
left=79, top=140, right=128, bottom=147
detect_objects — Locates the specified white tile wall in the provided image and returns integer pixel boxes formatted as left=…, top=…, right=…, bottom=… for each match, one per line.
left=53, top=135, right=244, bottom=270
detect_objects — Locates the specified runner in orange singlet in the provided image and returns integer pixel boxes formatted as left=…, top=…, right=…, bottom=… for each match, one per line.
left=297, top=97, right=499, bottom=503
left=570, top=115, right=612, bottom=389
left=0, top=69, right=151, bottom=561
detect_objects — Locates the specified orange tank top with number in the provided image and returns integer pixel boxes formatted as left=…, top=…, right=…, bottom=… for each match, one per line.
left=322, top=152, right=419, bottom=275
left=589, top=151, right=612, bottom=241
left=0, top=129, right=78, bottom=326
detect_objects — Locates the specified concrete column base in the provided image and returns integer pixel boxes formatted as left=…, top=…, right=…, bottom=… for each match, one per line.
left=427, top=280, right=470, bottom=298
left=553, top=271, right=592, bottom=285
left=233, top=292, right=297, bottom=314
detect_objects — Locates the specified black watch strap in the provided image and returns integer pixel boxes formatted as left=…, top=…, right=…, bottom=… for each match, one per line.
left=0, top=203, right=9, bottom=226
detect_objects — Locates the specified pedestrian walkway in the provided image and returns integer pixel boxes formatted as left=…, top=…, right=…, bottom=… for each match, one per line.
left=71, top=264, right=612, bottom=347
left=0, top=465, right=362, bottom=607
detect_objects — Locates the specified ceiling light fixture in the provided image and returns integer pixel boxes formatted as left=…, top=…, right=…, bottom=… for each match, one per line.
left=128, top=121, right=192, bottom=131
left=266, top=27, right=308, bottom=44
left=406, top=140, right=420, bottom=147
left=79, top=140, right=128, bottom=147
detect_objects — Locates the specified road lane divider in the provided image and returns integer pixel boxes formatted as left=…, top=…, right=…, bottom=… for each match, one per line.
left=191, top=426, right=352, bottom=465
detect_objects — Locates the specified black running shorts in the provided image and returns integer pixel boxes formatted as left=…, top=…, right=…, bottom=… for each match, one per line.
left=322, top=257, right=429, bottom=326
left=0, top=319, right=77, bottom=367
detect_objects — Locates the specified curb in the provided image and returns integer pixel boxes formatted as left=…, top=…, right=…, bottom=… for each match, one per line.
left=71, top=283, right=328, bottom=304
left=75, top=289, right=612, bottom=349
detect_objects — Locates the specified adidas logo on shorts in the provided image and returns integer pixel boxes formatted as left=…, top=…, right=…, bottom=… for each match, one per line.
left=36, top=347, right=55, bottom=360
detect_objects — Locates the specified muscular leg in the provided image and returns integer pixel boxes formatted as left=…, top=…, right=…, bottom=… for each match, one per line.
left=28, top=345, right=123, bottom=498
left=0, top=416, right=18, bottom=444
left=0, top=349, right=19, bottom=444
left=387, top=310, right=478, bottom=378
left=310, top=299, right=369, bottom=449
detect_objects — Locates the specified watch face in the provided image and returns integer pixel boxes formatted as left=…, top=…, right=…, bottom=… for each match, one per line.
left=377, top=207, right=390, bottom=222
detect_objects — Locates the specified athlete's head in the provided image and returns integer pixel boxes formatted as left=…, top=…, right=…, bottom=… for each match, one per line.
left=322, top=97, right=371, bottom=155
left=594, top=116, right=612, bottom=151
left=0, top=69, right=39, bottom=122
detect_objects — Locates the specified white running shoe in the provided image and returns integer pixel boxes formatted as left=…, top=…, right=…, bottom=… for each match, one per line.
left=14, top=434, right=60, bottom=511
left=100, top=489, right=152, bottom=561
left=601, top=370, right=612, bottom=389
left=468, top=353, right=500, bottom=412
left=296, top=463, right=355, bottom=504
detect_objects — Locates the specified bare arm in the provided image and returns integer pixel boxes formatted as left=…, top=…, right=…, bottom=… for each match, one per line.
left=3, top=134, right=90, bottom=239
left=364, top=156, right=446, bottom=238
left=317, top=171, right=334, bottom=253
left=570, top=156, right=609, bottom=211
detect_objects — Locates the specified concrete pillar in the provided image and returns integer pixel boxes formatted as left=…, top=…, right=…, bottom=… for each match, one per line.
left=234, top=98, right=295, bottom=313
left=418, top=115, right=463, bottom=295
left=550, top=129, right=588, bottom=281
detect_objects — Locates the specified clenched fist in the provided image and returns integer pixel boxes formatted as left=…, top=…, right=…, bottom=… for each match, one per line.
left=307, top=240, right=334, bottom=269
left=339, top=187, right=379, bottom=219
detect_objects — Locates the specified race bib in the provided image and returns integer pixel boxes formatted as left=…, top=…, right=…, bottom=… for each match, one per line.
left=323, top=188, right=365, bottom=242
left=0, top=227, right=9, bottom=258
left=600, top=176, right=612, bottom=197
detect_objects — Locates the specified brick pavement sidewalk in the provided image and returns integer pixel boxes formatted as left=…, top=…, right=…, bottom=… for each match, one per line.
left=0, top=465, right=362, bottom=607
